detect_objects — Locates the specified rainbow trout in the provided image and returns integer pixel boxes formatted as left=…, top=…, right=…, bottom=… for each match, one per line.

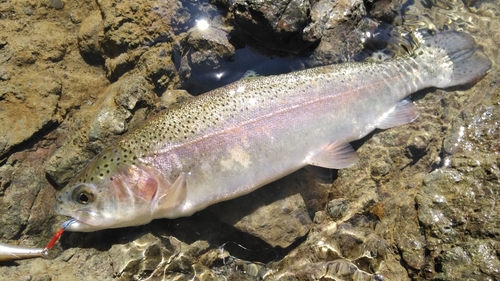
left=55, top=31, right=491, bottom=231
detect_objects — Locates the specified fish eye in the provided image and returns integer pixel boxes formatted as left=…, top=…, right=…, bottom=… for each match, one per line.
left=72, top=185, right=94, bottom=205
left=77, top=192, right=92, bottom=204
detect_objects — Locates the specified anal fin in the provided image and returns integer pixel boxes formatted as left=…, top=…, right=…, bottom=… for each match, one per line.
left=377, top=98, right=419, bottom=129
left=307, top=142, right=358, bottom=169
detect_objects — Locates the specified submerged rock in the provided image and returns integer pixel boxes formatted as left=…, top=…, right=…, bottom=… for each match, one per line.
left=217, top=0, right=312, bottom=55
left=210, top=170, right=326, bottom=248
left=178, top=25, right=236, bottom=93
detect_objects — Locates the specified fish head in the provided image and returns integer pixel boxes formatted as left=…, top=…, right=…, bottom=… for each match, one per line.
left=54, top=148, right=184, bottom=232
left=55, top=181, right=107, bottom=231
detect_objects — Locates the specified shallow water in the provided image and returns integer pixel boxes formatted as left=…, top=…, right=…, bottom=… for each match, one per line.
left=0, top=0, right=499, bottom=280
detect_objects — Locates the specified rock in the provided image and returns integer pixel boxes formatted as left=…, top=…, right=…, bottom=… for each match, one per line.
left=304, top=0, right=366, bottom=42
left=217, top=0, right=313, bottom=55
left=366, top=0, right=401, bottom=23
left=0, top=153, right=42, bottom=240
left=49, top=0, right=65, bottom=10
left=417, top=167, right=500, bottom=279
left=269, top=211, right=408, bottom=280
left=0, top=72, right=61, bottom=158
left=184, top=27, right=235, bottom=71
left=159, top=89, right=192, bottom=109
left=304, top=0, right=367, bottom=65
left=179, top=26, right=236, bottom=94
left=210, top=171, right=318, bottom=248
left=96, top=0, right=180, bottom=80
left=137, top=44, right=179, bottom=91
left=326, top=198, right=350, bottom=221
left=8, top=21, right=68, bottom=64
left=214, top=175, right=311, bottom=248
left=77, top=10, right=105, bottom=63
left=0, top=68, right=9, bottom=80
left=108, top=233, right=182, bottom=280
left=405, top=133, right=430, bottom=160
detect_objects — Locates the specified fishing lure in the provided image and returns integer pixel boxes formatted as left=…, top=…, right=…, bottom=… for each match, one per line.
left=0, top=220, right=74, bottom=262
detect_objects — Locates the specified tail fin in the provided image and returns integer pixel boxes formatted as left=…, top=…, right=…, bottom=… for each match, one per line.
left=416, top=31, right=491, bottom=89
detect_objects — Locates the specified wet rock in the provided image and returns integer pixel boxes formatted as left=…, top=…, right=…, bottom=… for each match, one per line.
left=304, top=0, right=366, bottom=65
left=225, top=191, right=310, bottom=249
left=104, top=233, right=226, bottom=280
left=369, top=147, right=393, bottom=180
left=109, top=233, right=179, bottom=280
left=326, top=198, right=349, bottom=221
left=210, top=170, right=326, bottom=248
left=405, top=133, right=430, bottom=160
left=178, top=26, right=236, bottom=93
left=217, top=0, right=312, bottom=55
left=417, top=166, right=500, bottom=278
left=443, top=117, right=467, bottom=155
left=269, top=212, right=408, bottom=280
left=159, top=89, right=192, bottom=109
left=366, top=0, right=402, bottom=23
left=303, top=0, right=366, bottom=42
left=184, top=26, right=235, bottom=72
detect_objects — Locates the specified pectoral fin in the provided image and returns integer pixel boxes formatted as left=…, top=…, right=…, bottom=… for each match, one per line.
left=154, top=172, right=187, bottom=212
left=377, top=98, right=419, bottom=129
left=307, top=142, right=358, bottom=169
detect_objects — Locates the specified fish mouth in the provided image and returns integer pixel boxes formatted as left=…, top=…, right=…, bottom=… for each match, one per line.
left=62, top=219, right=98, bottom=232
left=62, top=213, right=109, bottom=232
left=57, top=209, right=104, bottom=232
